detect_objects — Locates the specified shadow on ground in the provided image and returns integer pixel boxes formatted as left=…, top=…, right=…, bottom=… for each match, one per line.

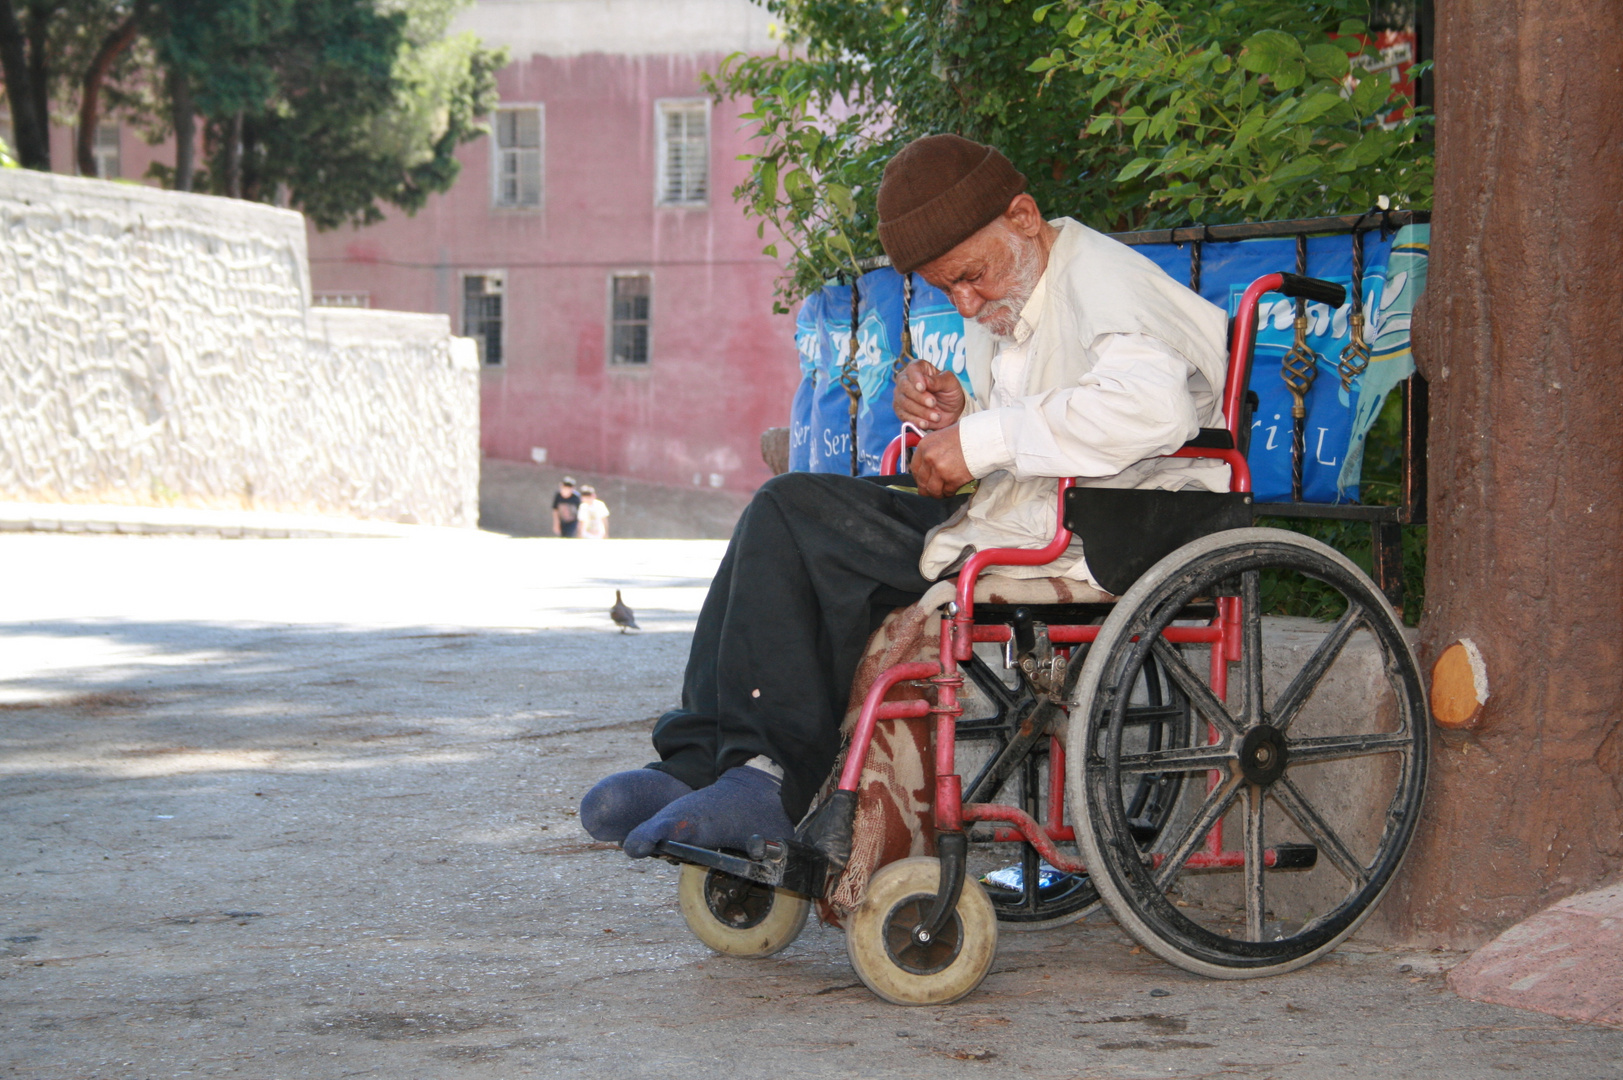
left=3, top=556, right=1621, bottom=1078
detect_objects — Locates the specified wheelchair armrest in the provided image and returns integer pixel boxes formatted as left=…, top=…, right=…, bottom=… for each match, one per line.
left=953, top=478, right=1076, bottom=625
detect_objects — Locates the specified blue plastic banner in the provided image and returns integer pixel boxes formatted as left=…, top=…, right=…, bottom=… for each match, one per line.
left=1133, top=225, right=1427, bottom=503
left=788, top=291, right=823, bottom=473
left=853, top=270, right=904, bottom=475
left=807, top=283, right=855, bottom=474
left=784, top=224, right=1426, bottom=497
left=794, top=272, right=969, bottom=476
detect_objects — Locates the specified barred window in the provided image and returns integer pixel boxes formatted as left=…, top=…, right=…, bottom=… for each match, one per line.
left=609, top=274, right=651, bottom=366
left=492, top=106, right=543, bottom=209
left=313, top=292, right=370, bottom=309
left=655, top=100, right=708, bottom=207
left=462, top=273, right=505, bottom=365
left=92, top=122, right=120, bottom=179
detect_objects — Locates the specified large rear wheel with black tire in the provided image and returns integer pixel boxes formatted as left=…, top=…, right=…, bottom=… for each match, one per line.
left=1068, top=528, right=1428, bottom=979
left=677, top=862, right=810, bottom=958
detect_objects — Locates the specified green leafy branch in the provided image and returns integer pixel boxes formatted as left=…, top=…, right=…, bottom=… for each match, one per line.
left=1029, top=0, right=1433, bottom=221
left=705, top=52, right=895, bottom=311
left=705, top=0, right=1431, bottom=306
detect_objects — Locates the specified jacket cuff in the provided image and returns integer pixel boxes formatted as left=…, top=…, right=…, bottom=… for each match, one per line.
left=958, top=408, right=1013, bottom=478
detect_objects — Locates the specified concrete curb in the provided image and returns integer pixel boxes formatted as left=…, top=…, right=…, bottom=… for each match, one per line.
left=0, top=502, right=498, bottom=541
left=1448, top=880, right=1623, bottom=1027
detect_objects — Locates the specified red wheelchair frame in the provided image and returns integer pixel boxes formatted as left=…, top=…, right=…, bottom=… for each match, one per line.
left=851, top=271, right=1291, bottom=872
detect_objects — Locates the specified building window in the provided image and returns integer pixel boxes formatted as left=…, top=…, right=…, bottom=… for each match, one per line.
left=609, top=274, right=651, bottom=366
left=655, top=99, right=708, bottom=207
left=92, top=122, right=120, bottom=179
left=462, top=272, right=505, bottom=365
left=313, top=291, right=370, bottom=309
left=492, top=106, right=542, bottom=209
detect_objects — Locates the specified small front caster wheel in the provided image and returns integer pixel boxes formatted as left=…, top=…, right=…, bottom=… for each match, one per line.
left=677, top=863, right=810, bottom=958
left=845, top=856, right=999, bottom=1005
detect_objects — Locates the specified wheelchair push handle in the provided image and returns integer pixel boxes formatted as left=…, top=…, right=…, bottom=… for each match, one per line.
left=1276, top=273, right=1346, bottom=308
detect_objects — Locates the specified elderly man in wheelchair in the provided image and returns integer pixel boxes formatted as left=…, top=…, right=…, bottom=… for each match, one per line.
left=579, top=134, right=1427, bottom=1005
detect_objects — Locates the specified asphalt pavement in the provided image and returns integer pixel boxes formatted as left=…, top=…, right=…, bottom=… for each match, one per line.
left=2, top=530, right=1620, bottom=1079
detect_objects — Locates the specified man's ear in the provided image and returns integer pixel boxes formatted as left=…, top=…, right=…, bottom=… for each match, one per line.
left=1003, top=193, right=1044, bottom=237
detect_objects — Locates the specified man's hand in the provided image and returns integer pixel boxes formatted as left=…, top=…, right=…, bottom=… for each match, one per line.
left=911, top=426, right=973, bottom=498
left=894, top=359, right=966, bottom=430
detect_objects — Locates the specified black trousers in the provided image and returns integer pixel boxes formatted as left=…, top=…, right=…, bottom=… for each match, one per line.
left=648, top=472, right=965, bottom=820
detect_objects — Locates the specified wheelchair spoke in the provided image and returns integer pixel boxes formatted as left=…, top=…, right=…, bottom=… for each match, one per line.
left=1286, top=731, right=1414, bottom=764
left=1270, top=776, right=1369, bottom=887
left=1270, top=605, right=1364, bottom=735
left=1243, top=784, right=1265, bottom=941
left=1241, top=570, right=1264, bottom=728
left=1150, top=637, right=1243, bottom=741
left=1115, top=743, right=1233, bottom=774
left=1152, top=772, right=1244, bottom=890
left=1119, top=703, right=1187, bottom=726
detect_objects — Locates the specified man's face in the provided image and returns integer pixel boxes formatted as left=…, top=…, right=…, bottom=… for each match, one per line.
left=560, top=483, right=574, bottom=496
left=917, top=217, right=1043, bottom=340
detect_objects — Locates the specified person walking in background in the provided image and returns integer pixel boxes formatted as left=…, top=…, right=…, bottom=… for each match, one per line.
left=551, top=476, right=582, bottom=537
left=578, top=485, right=610, bottom=540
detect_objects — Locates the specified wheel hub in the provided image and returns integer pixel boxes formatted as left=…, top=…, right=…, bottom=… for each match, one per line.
left=882, top=896, right=963, bottom=975
left=1237, top=724, right=1289, bottom=786
left=704, top=870, right=774, bottom=930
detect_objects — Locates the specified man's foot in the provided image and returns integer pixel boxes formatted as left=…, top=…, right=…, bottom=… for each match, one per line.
left=579, top=768, right=693, bottom=842
left=622, top=764, right=793, bottom=858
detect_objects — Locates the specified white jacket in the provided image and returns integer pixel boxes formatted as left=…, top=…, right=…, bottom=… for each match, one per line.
left=918, top=218, right=1232, bottom=587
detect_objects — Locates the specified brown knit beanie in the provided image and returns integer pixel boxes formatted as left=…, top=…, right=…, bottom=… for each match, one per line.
left=877, top=135, right=1028, bottom=273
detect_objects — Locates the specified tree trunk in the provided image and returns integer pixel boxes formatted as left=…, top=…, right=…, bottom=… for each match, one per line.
left=1389, top=0, right=1623, bottom=945
left=225, top=110, right=242, bottom=198
left=0, top=0, right=47, bottom=168
left=24, top=1, right=47, bottom=169
left=76, top=9, right=142, bottom=178
left=169, top=66, right=193, bottom=191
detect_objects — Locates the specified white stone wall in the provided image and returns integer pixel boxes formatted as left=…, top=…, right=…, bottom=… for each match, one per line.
left=0, top=168, right=480, bottom=527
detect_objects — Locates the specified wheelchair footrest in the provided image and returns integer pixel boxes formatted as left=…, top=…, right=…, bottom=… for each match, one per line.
left=653, top=837, right=830, bottom=897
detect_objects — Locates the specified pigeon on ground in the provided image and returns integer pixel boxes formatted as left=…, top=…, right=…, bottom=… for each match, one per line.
left=610, top=590, right=639, bottom=633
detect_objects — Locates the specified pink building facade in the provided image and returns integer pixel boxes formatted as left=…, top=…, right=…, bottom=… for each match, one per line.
left=306, top=0, right=799, bottom=494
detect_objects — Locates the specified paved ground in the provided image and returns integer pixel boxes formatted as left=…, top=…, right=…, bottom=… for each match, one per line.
left=478, top=459, right=751, bottom=539
left=3, top=532, right=1621, bottom=1080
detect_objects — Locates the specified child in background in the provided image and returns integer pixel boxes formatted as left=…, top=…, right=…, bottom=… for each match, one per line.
left=577, top=485, right=610, bottom=539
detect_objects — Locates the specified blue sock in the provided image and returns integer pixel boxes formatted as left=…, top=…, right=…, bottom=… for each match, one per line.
left=622, top=764, right=794, bottom=858
left=579, top=768, right=693, bottom=843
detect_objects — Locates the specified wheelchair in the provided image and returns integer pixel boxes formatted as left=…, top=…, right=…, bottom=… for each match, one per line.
left=653, top=271, right=1429, bottom=1004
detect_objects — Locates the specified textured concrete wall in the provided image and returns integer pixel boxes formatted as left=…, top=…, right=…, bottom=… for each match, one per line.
left=0, top=168, right=479, bottom=527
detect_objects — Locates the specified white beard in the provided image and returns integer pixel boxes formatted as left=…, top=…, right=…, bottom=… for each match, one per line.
left=973, top=233, right=1042, bottom=340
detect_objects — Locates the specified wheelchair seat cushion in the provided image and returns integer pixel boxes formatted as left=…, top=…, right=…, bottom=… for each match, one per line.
left=912, top=573, right=1115, bottom=615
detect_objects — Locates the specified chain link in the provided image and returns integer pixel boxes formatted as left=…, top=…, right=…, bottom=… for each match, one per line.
left=1337, top=226, right=1370, bottom=391
left=1281, top=306, right=1319, bottom=420
left=840, top=277, right=862, bottom=476
left=892, top=273, right=914, bottom=377
left=1281, top=235, right=1321, bottom=421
